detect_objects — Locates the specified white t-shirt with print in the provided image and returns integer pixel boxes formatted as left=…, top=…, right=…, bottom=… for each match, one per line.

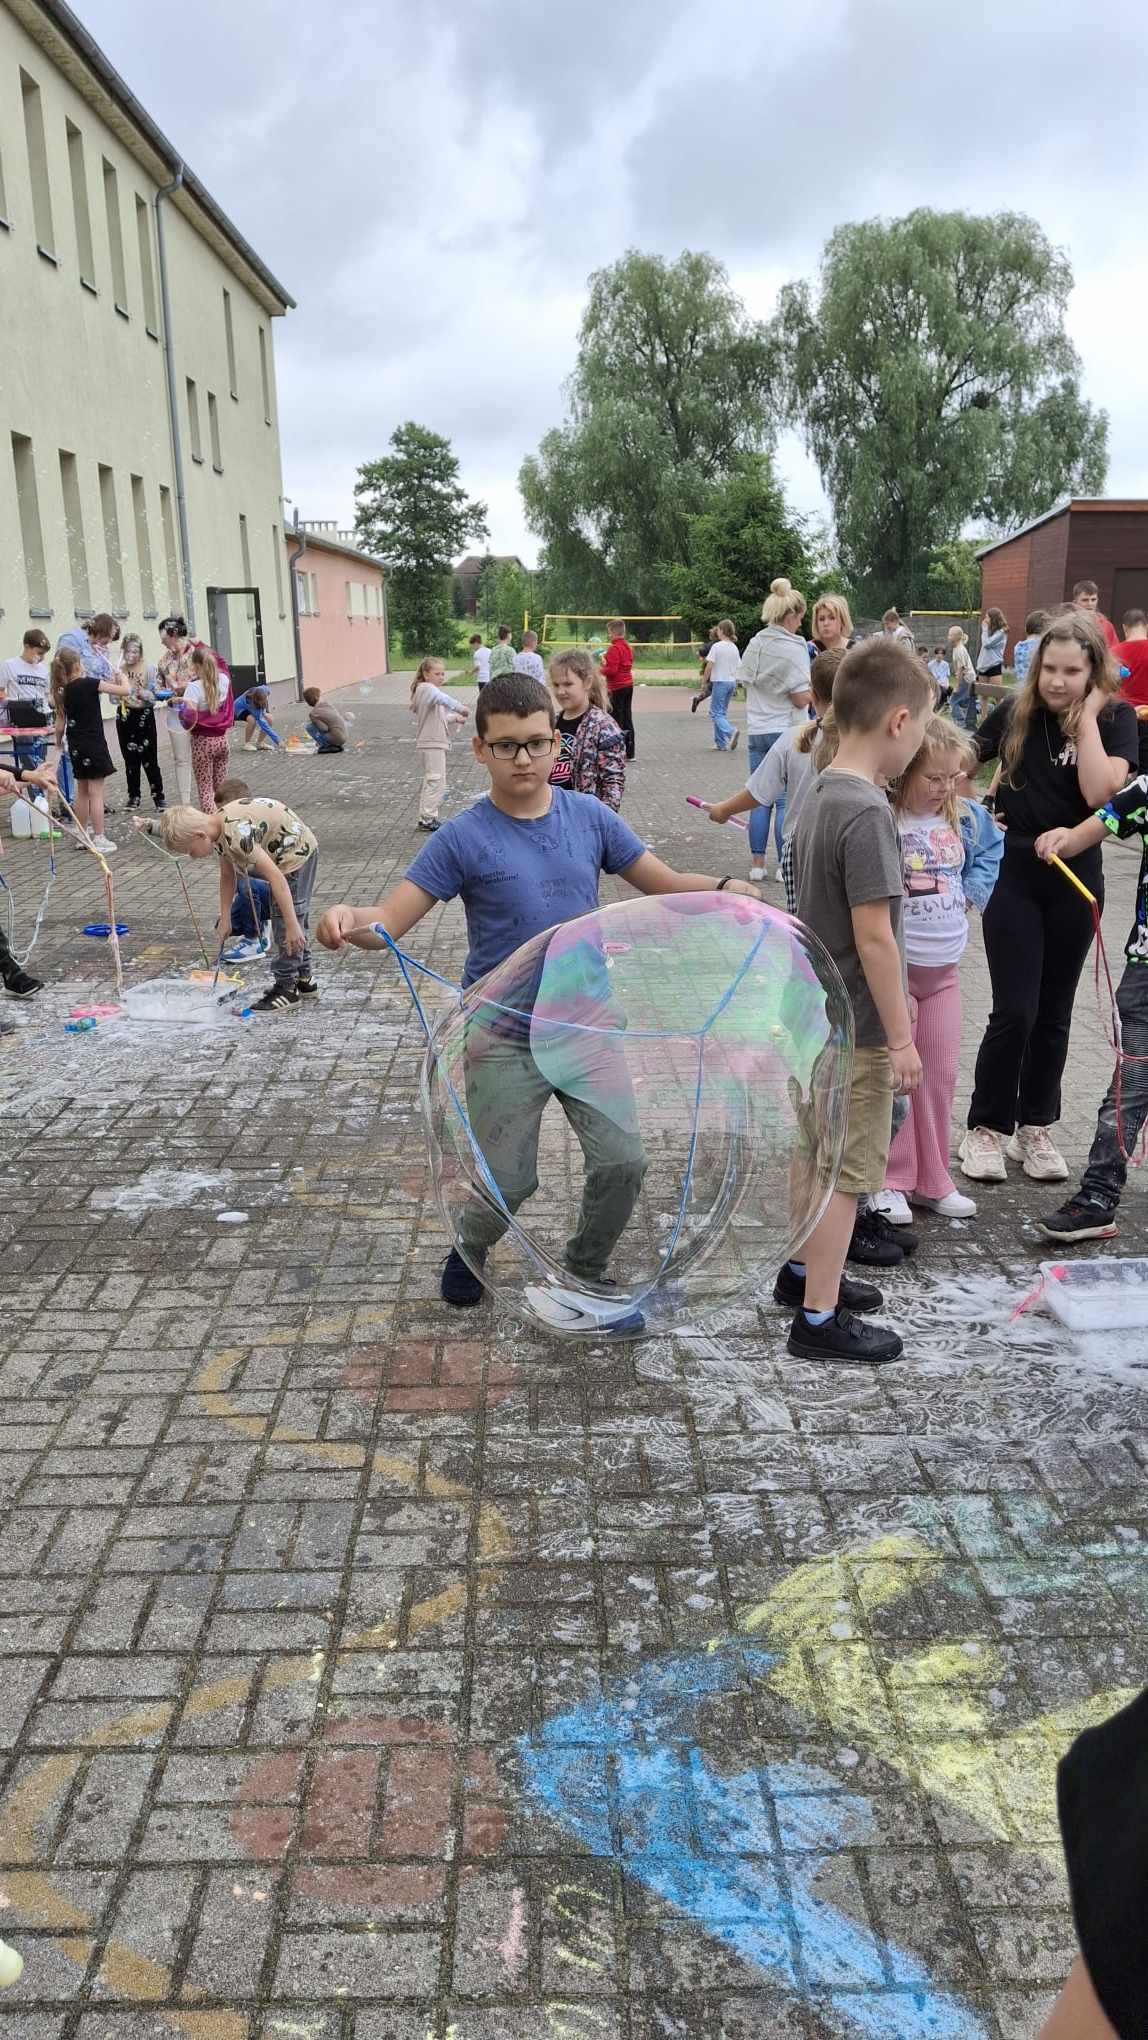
left=898, top=813, right=968, bottom=967
left=514, top=650, right=545, bottom=683
left=707, top=640, right=742, bottom=686
left=0, top=656, right=52, bottom=712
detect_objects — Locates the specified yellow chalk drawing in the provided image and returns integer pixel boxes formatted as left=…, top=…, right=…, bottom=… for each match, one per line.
left=741, top=1535, right=1137, bottom=1862
left=0, top=1346, right=512, bottom=2039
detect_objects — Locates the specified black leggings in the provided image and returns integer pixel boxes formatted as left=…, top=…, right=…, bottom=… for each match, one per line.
left=968, top=843, right=1100, bottom=1135
left=116, top=706, right=164, bottom=804
left=609, top=686, right=635, bottom=760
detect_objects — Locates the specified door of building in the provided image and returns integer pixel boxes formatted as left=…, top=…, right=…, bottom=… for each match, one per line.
left=1112, top=570, right=1148, bottom=633
left=206, top=587, right=265, bottom=697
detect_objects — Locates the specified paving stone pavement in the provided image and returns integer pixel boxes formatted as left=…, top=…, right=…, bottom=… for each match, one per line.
left=1, top=678, right=1146, bottom=2040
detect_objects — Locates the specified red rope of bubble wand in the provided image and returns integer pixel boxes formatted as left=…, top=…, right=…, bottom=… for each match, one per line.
left=1049, top=853, right=1148, bottom=1168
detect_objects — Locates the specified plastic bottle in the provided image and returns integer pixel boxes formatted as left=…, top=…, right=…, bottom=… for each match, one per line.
left=64, top=1017, right=98, bottom=1033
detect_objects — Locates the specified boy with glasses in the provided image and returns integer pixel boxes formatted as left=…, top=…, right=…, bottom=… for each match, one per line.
left=317, top=672, right=760, bottom=1309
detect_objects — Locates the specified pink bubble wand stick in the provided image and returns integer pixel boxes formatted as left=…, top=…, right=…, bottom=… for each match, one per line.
left=686, top=796, right=749, bottom=831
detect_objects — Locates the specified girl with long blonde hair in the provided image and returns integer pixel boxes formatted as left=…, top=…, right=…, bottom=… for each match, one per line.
left=869, top=717, right=1003, bottom=1226
left=738, top=578, right=812, bottom=879
left=181, top=645, right=234, bottom=813
left=960, top=613, right=1138, bottom=1186
left=409, top=655, right=469, bottom=830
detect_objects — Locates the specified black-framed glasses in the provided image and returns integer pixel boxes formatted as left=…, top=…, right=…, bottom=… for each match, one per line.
left=483, top=737, right=555, bottom=761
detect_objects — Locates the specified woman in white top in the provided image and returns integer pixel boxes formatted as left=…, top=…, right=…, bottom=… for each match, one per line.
left=701, top=619, right=742, bottom=752
left=738, top=578, right=812, bottom=879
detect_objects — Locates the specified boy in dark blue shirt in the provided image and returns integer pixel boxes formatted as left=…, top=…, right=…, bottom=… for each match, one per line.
left=318, top=673, right=759, bottom=1309
left=1036, top=778, right=1148, bottom=1239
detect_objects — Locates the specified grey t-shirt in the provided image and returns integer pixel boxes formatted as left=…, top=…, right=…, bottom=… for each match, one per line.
left=791, top=768, right=905, bottom=1048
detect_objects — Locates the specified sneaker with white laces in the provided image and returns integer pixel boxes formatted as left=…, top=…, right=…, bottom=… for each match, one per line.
left=958, top=1126, right=1007, bottom=1182
left=749, top=865, right=765, bottom=883
left=90, top=834, right=117, bottom=854
left=912, top=1188, right=978, bottom=1218
left=222, top=934, right=270, bottom=964
left=1005, top=1125, right=1069, bottom=1182
left=868, top=1189, right=913, bottom=1226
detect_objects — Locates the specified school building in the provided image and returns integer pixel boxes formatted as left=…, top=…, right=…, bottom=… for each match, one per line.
left=291, top=523, right=388, bottom=695
left=0, top=0, right=295, bottom=696
left=978, top=499, right=1148, bottom=634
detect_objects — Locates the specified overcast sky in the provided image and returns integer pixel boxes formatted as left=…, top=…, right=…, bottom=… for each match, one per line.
left=84, top=0, right=1148, bottom=566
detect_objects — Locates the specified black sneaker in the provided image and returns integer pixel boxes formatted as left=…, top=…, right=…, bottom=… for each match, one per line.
left=250, top=985, right=300, bottom=1013
left=2, top=969, right=44, bottom=999
left=295, top=975, right=320, bottom=999
left=126, top=797, right=141, bottom=812
left=771, top=1264, right=883, bottom=1314
left=441, top=1248, right=485, bottom=1306
left=1038, top=1196, right=1118, bottom=1243
left=417, top=818, right=439, bottom=832
left=847, top=1211, right=905, bottom=1267
left=787, top=1307, right=903, bottom=1365
left=154, top=798, right=166, bottom=813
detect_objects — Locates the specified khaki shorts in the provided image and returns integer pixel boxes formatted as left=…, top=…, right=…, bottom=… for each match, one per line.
left=838, top=1046, right=895, bottom=1197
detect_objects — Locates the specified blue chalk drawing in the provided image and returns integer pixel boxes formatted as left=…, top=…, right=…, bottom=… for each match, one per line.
left=518, top=1647, right=988, bottom=2040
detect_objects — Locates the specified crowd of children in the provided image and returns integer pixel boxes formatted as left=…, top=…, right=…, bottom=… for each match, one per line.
left=8, top=596, right=1148, bottom=1362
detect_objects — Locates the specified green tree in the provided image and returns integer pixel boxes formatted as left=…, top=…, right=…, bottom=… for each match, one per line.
left=670, top=458, right=814, bottom=644
left=774, top=210, right=1108, bottom=612
left=924, top=537, right=985, bottom=613
left=520, top=250, right=778, bottom=611
left=354, top=423, right=488, bottom=655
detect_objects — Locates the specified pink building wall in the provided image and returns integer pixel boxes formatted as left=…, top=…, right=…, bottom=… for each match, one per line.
left=288, top=535, right=388, bottom=695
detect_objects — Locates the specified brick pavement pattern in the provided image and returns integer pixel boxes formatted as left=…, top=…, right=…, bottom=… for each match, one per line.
left=1, top=678, right=1146, bottom=2040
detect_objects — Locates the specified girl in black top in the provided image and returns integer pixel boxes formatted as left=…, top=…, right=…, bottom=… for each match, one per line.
left=960, top=614, right=1137, bottom=1184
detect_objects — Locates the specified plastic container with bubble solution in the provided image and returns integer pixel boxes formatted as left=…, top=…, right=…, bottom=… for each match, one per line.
left=10, top=796, right=54, bottom=839
left=1039, top=1257, right=1148, bottom=1331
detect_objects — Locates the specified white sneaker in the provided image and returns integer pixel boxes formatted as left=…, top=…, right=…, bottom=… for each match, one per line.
left=958, top=1127, right=1007, bottom=1182
left=91, top=834, right=117, bottom=854
left=749, top=865, right=765, bottom=883
left=1006, top=1126, right=1069, bottom=1182
left=222, top=933, right=270, bottom=964
left=913, top=1189, right=978, bottom=1218
left=869, top=1189, right=914, bottom=1226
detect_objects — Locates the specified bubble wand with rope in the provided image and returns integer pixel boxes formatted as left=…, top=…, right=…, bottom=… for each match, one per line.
left=48, top=784, right=126, bottom=996
left=132, top=823, right=212, bottom=968
left=1049, top=852, right=1148, bottom=1167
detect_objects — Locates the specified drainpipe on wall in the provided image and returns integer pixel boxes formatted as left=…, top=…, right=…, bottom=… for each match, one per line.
left=154, top=162, right=196, bottom=632
left=288, top=512, right=306, bottom=700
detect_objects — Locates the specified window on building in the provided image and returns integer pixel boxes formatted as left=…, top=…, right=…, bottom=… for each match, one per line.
left=186, top=379, right=203, bottom=462
left=295, top=569, right=320, bottom=617
left=272, top=525, right=286, bottom=617
left=20, top=71, right=56, bottom=259
left=135, top=196, right=158, bottom=335
left=208, top=392, right=223, bottom=472
left=131, top=475, right=155, bottom=614
left=98, top=464, right=126, bottom=611
left=58, top=450, right=91, bottom=612
left=238, top=513, right=252, bottom=586
left=11, top=435, right=51, bottom=613
left=65, top=121, right=96, bottom=289
left=223, top=289, right=238, bottom=399
left=102, top=159, right=128, bottom=313
left=258, top=326, right=273, bottom=425
left=159, top=484, right=180, bottom=608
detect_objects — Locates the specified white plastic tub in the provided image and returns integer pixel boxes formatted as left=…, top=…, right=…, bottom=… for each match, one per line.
left=1038, top=1257, right=1148, bottom=1331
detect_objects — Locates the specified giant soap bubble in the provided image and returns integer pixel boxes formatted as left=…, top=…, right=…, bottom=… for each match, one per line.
left=421, top=893, right=853, bottom=1338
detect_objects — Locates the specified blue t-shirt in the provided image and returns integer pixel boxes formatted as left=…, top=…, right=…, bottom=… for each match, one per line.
left=405, top=788, right=646, bottom=985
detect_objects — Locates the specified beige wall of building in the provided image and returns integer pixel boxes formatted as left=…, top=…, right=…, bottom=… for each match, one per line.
left=0, top=0, right=296, bottom=685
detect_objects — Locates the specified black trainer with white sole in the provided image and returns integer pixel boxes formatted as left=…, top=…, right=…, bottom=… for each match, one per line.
left=1038, top=1196, right=1118, bottom=1242
left=771, top=1265, right=884, bottom=1314
left=295, top=976, right=320, bottom=1000
left=2, top=969, right=43, bottom=998
left=250, top=985, right=300, bottom=1012
left=786, top=1307, right=903, bottom=1365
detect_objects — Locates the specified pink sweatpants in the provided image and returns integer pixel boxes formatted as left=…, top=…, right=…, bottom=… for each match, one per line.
left=886, top=962, right=962, bottom=1201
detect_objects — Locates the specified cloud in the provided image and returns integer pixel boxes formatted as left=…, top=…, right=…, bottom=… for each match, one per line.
left=79, top=0, right=1148, bottom=559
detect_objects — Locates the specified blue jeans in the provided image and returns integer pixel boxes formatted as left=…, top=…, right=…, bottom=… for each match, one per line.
left=747, top=731, right=784, bottom=860
left=708, top=680, right=736, bottom=749
left=230, top=877, right=272, bottom=939
left=951, top=683, right=978, bottom=731
left=306, top=719, right=343, bottom=754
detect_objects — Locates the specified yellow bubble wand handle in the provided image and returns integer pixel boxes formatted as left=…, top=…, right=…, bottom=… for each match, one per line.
left=1049, top=853, right=1097, bottom=908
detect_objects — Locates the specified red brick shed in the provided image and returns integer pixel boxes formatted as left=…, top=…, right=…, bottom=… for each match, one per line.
left=978, top=499, right=1148, bottom=638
